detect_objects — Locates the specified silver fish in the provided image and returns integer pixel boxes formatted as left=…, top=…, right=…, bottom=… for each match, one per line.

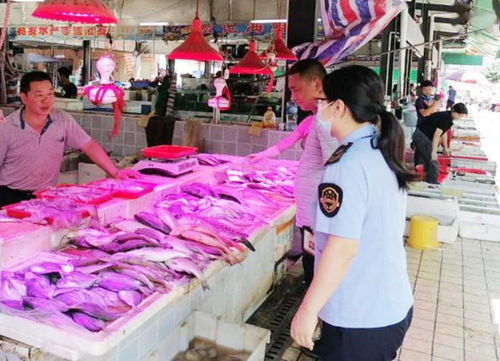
left=26, top=276, right=54, bottom=299
left=98, top=272, right=149, bottom=293
left=118, top=290, right=142, bottom=307
left=155, top=207, right=178, bottom=230
left=71, top=311, right=105, bottom=332
left=30, top=262, right=74, bottom=275
left=167, top=258, right=209, bottom=290
left=76, top=262, right=114, bottom=274
left=23, top=296, right=69, bottom=313
left=0, top=272, right=27, bottom=301
left=56, top=272, right=99, bottom=289
left=108, top=218, right=146, bottom=233
left=70, top=302, right=122, bottom=321
left=118, top=247, right=189, bottom=263
left=134, top=212, right=171, bottom=234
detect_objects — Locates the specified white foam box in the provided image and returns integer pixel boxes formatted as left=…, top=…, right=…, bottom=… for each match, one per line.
left=459, top=210, right=500, bottom=243
left=78, top=163, right=106, bottom=184
left=96, top=198, right=128, bottom=224
left=273, top=216, right=295, bottom=262
left=407, top=194, right=459, bottom=226
left=404, top=216, right=459, bottom=244
left=157, top=311, right=271, bottom=361
left=0, top=222, right=52, bottom=269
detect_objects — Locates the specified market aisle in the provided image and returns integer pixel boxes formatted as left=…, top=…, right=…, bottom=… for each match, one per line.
left=275, top=239, right=500, bottom=361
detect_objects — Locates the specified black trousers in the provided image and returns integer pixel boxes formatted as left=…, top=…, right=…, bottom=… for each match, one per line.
left=300, top=226, right=315, bottom=287
left=318, top=308, right=413, bottom=361
left=0, top=186, right=35, bottom=208
left=412, top=129, right=439, bottom=184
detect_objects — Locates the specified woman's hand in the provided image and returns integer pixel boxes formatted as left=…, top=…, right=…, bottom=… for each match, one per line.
left=112, top=168, right=142, bottom=179
left=290, top=305, right=318, bottom=351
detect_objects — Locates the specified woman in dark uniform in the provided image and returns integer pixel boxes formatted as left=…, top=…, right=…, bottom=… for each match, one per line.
left=290, top=65, right=418, bottom=361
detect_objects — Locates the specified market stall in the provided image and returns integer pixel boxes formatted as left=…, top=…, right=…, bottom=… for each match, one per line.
left=0, top=149, right=297, bottom=360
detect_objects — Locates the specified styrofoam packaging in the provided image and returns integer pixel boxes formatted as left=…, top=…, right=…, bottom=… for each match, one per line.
left=97, top=199, right=128, bottom=224
left=158, top=312, right=271, bottom=361
left=459, top=210, right=500, bottom=243
left=406, top=194, right=459, bottom=226
left=0, top=222, right=52, bottom=269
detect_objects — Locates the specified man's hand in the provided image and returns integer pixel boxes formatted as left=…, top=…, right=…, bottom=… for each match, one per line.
left=111, top=168, right=142, bottom=180
left=290, top=305, right=318, bottom=351
left=443, top=149, right=450, bottom=157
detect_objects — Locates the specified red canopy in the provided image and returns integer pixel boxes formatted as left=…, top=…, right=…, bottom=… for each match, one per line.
left=32, top=0, right=117, bottom=24
left=168, top=17, right=223, bottom=62
left=259, top=31, right=297, bottom=61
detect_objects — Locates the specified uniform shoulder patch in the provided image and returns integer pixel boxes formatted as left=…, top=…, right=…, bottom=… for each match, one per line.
left=325, top=143, right=353, bottom=165
left=318, top=183, right=343, bottom=218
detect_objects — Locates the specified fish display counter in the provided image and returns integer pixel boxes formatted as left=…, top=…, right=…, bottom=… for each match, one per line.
left=0, top=154, right=298, bottom=361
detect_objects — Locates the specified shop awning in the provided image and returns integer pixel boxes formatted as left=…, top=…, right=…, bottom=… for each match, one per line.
left=294, top=0, right=406, bottom=66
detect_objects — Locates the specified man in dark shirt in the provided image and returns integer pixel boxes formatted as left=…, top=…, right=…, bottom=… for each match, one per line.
left=412, top=103, right=468, bottom=183
left=57, top=67, right=78, bottom=98
left=415, top=80, right=441, bottom=126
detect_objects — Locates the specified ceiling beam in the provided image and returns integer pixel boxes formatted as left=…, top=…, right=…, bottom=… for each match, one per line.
left=415, top=3, right=469, bottom=13
left=435, top=16, right=467, bottom=25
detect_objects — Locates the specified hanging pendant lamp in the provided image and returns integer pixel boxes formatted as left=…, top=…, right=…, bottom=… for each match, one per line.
left=260, top=30, right=297, bottom=61
left=230, top=40, right=274, bottom=93
left=32, top=0, right=117, bottom=24
left=168, top=16, right=223, bottom=61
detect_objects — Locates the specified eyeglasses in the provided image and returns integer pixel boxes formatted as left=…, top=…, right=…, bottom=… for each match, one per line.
left=315, top=98, right=329, bottom=106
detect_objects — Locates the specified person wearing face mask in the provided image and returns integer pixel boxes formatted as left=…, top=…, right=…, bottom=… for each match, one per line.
left=415, top=80, right=440, bottom=126
left=248, top=59, right=338, bottom=287
left=0, top=71, right=139, bottom=207
left=290, top=65, right=418, bottom=361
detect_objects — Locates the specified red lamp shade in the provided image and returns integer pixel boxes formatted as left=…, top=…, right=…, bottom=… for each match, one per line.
left=230, top=40, right=275, bottom=93
left=32, top=0, right=117, bottom=24
left=260, top=31, right=297, bottom=61
left=273, top=31, right=297, bottom=61
left=168, top=17, right=223, bottom=61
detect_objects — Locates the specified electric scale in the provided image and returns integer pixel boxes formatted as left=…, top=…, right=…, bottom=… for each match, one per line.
left=133, top=145, right=199, bottom=177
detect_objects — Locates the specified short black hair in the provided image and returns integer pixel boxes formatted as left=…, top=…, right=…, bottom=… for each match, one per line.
left=20, top=71, right=53, bottom=94
left=287, top=59, right=327, bottom=80
left=451, top=102, right=468, bottom=114
left=58, top=67, right=71, bottom=78
left=421, top=80, right=433, bottom=88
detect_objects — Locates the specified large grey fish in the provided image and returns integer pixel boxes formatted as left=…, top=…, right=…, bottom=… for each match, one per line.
left=167, top=258, right=209, bottom=290
left=30, top=262, right=74, bottom=276
left=70, top=311, right=105, bottom=332
left=70, top=302, right=122, bottom=321
left=134, top=212, right=171, bottom=234
left=56, top=272, right=99, bottom=289
left=26, top=275, right=54, bottom=299
left=118, top=247, right=188, bottom=263
left=118, top=290, right=142, bottom=307
left=23, top=296, right=69, bottom=313
left=98, top=272, right=149, bottom=293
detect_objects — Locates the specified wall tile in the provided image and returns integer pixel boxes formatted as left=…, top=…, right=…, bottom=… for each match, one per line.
left=124, top=132, right=135, bottom=146
left=251, top=131, right=268, bottom=146
left=124, top=118, right=137, bottom=132
left=222, top=126, right=237, bottom=142
left=222, top=142, right=237, bottom=155
left=210, top=125, right=223, bottom=140
left=209, top=141, right=223, bottom=154
left=251, top=144, right=266, bottom=153
left=136, top=131, right=148, bottom=148
left=112, top=132, right=125, bottom=145
left=172, top=137, right=183, bottom=146
left=112, top=143, right=124, bottom=156
left=91, top=117, right=102, bottom=129
left=236, top=127, right=252, bottom=144
left=236, top=143, right=252, bottom=156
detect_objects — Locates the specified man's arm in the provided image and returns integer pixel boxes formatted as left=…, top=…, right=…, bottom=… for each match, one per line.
left=80, top=140, right=139, bottom=179
left=431, top=128, right=444, bottom=161
left=418, top=100, right=440, bottom=117
left=441, top=131, right=449, bottom=157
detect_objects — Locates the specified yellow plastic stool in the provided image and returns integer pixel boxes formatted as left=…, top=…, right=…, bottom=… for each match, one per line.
left=407, top=215, right=439, bottom=250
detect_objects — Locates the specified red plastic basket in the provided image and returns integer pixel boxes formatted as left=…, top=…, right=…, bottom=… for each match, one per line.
left=141, top=145, right=197, bottom=160
left=89, top=179, right=156, bottom=199
left=34, top=184, right=113, bottom=205
left=3, top=202, right=90, bottom=225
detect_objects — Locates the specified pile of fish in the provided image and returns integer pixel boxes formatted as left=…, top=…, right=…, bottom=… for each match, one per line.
left=0, top=221, right=220, bottom=333
left=2, top=199, right=94, bottom=229
left=222, top=165, right=296, bottom=202
left=196, top=154, right=232, bottom=167
left=36, top=185, right=112, bottom=204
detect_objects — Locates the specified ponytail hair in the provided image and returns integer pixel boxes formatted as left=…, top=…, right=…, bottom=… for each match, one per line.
left=323, top=66, right=418, bottom=190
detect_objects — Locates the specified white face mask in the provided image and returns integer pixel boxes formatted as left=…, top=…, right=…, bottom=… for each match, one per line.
left=316, top=101, right=332, bottom=134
